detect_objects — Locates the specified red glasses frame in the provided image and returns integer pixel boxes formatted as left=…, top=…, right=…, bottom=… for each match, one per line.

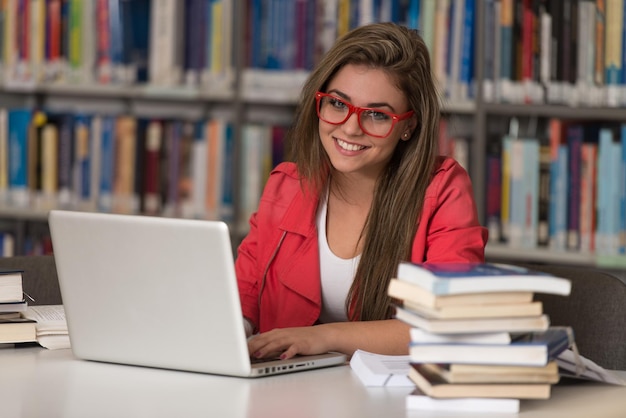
left=315, top=91, right=414, bottom=138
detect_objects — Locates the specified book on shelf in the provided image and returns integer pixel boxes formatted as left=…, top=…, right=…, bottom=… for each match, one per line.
left=387, top=278, right=534, bottom=309
left=405, top=387, right=520, bottom=414
left=21, top=305, right=70, bottom=350
left=395, top=262, right=572, bottom=296
left=408, top=363, right=552, bottom=399
left=409, top=328, right=511, bottom=345
left=409, top=327, right=574, bottom=367
left=0, top=317, right=37, bottom=344
left=401, top=298, right=543, bottom=320
left=395, top=306, right=550, bottom=334
left=419, top=361, right=560, bottom=384
left=349, top=349, right=414, bottom=387
left=0, top=268, right=24, bottom=303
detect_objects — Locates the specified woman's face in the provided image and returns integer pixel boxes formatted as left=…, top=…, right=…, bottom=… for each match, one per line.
left=318, top=64, right=415, bottom=181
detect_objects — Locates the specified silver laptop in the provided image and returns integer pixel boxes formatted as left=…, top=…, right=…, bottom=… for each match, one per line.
left=48, top=210, right=346, bottom=377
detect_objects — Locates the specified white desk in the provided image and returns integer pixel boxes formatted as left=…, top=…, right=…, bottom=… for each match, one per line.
left=1, top=346, right=626, bottom=418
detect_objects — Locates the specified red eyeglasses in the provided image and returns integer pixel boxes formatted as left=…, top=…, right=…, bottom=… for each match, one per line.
left=315, top=91, right=414, bottom=138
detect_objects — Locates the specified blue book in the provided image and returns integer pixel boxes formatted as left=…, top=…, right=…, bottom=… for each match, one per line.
left=108, top=0, right=124, bottom=80
left=122, top=0, right=151, bottom=82
left=395, top=262, right=572, bottom=296
left=596, top=127, right=620, bottom=255
left=7, top=109, right=32, bottom=205
left=459, top=0, right=475, bottom=99
left=73, top=114, right=92, bottom=201
left=407, top=0, right=420, bottom=29
left=549, top=145, right=569, bottom=251
left=409, top=327, right=574, bottom=367
left=499, top=0, right=514, bottom=85
left=609, top=140, right=623, bottom=254
left=98, top=116, right=116, bottom=212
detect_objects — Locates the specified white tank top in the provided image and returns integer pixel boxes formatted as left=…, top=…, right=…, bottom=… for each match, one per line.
left=317, top=191, right=361, bottom=323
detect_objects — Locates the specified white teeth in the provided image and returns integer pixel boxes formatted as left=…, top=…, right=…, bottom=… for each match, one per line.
left=336, top=138, right=365, bottom=151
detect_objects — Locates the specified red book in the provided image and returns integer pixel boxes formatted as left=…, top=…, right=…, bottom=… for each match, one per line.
left=96, top=0, right=111, bottom=83
left=46, top=0, right=61, bottom=62
left=143, top=120, right=162, bottom=215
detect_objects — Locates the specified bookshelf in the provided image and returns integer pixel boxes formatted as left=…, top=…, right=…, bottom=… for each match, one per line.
left=0, top=0, right=625, bottom=270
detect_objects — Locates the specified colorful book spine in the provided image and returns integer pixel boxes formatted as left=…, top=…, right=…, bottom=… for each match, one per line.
left=420, top=0, right=436, bottom=57
left=190, top=120, right=207, bottom=218
left=595, top=0, right=606, bottom=86
left=73, top=114, right=91, bottom=204
left=537, top=144, right=551, bottom=247
left=566, top=124, right=583, bottom=251
left=499, top=0, right=514, bottom=101
left=143, top=120, right=162, bottom=215
left=220, top=121, right=234, bottom=222
left=98, top=116, right=115, bottom=212
left=548, top=119, right=568, bottom=251
left=458, top=0, right=475, bottom=101
left=482, top=0, right=496, bottom=101
left=8, top=109, right=32, bottom=207
left=67, top=0, right=82, bottom=73
left=579, top=142, right=598, bottom=253
left=604, top=0, right=624, bottom=106
left=500, top=134, right=513, bottom=243
left=0, top=109, right=8, bottom=203
left=595, top=128, right=616, bottom=254
left=407, top=0, right=420, bottom=29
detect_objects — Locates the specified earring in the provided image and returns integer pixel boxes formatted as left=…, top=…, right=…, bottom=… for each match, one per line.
left=403, top=133, right=410, bottom=139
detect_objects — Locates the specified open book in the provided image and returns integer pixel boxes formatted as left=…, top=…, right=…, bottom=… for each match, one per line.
left=556, top=348, right=626, bottom=385
left=349, top=349, right=414, bottom=387
left=21, top=305, right=70, bottom=350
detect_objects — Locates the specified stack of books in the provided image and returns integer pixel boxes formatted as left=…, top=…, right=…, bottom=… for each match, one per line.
left=0, top=268, right=37, bottom=344
left=389, top=262, right=573, bottom=414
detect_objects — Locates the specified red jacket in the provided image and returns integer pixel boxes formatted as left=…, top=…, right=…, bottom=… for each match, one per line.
left=235, top=158, right=488, bottom=333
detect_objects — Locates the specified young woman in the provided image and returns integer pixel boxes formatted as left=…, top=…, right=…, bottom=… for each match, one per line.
left=236, top=22, right=488, bottom=360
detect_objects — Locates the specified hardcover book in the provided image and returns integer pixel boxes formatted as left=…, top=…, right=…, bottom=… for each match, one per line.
left=395, top=306, right=550, bottom=334
left=409, top=327, right=574, bottom=367
left=401, top=299, right=543, bottom=320
left=409, top=363, right=552, bottom=399
left=0, top=300, right=28, bottom=313
left=419, top=361, right=560, bottom=384
left=0, top=317, right=36, bottom=344
left=388, top=278, right=534, bottom=309
left=395, top=262, right=571, bottom=296
left=0, top=268, right=24, bottom=303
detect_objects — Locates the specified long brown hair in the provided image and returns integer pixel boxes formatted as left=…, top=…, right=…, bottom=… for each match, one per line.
left=285, top=22, right=440, bottom=321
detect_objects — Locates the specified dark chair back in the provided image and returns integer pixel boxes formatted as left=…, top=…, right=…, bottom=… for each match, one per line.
left=516, top=263, right=626, bottom=371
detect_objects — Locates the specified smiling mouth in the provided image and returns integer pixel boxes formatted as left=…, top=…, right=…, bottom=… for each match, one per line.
left=336, top=138, right=367, bottom=151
